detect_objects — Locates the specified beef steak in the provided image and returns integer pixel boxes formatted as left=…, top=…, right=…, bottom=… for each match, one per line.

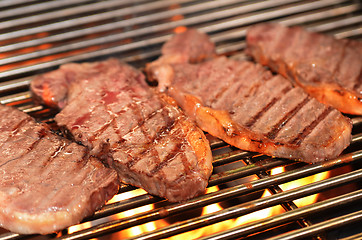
left=31, top=58, right=213, bottom=202
left=246, top=23, right=362, bottom=115
left=0, top=104, right=119, bottom=234
left=146, top=29, right=352, bottom=163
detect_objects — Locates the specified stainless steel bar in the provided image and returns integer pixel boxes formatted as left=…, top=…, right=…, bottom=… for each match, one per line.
left=89, top=193, right=161, bottom=221
left=335, top=27, right=362, bottom=39
left=0, top=0, right=245, bottom=52
left=0, top=0, right=252, bottom=63
left=0, top=78, right=31, bottom=93
left=0, top=233, right=25, bottom=240
left=267, top=209, right=362, bottom=240
left=339, top=232, right=362, bottom=240
left=0, top=0, right=298, bottom=61
left=128, top=168, right=362, bottom=240
left=210, top=158, right=289, bottom=186
left=0, top=0, right=93, bottom=21
left=0, top=0, right=38, bottom=8
left=202, top=0, right=353, bottom=39
left=0, top=0, right=194, bottom=41
left=352, top=133, right=362, bottom=145
left=212, top=149, right=253, bottom=166
left=0, top=0, right=356, bottom=80
left=307, top=15, right=362, bottom=33
left=200, top=189, right=362, bottom=240
left=0, top=91, right=31, bottom=105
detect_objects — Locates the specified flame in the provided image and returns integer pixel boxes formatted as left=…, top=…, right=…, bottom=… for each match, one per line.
left=108, top=188, right=157, bottom=239
left=66, top=167, right=330, bottom=240
left=270, top=166, right=330, bottom=207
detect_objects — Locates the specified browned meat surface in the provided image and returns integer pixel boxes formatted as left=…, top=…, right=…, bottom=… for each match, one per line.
left=147, top=28, right=216, bottom=90
left=155, top=28, right=215, bottom=65
left=146, top=29, right=352, bottom=163
left=0, top=104, right=119, bottom=235
left=31, top=58, right=213, bottom=202
left=246, top=23, right=362, bottom=115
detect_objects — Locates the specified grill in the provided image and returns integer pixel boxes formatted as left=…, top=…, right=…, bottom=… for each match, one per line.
left=1, top=0, right=362, bottom=239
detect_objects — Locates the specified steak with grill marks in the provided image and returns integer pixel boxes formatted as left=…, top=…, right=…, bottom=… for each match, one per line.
left=146, top=29, right=352, bottom=163
left=31, top=58, right=213, bottom=202
left=0, top=104, right=119, bottom=235
left=246, top=23, right=362, bottom=115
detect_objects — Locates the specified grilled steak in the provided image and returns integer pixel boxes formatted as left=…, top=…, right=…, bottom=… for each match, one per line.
left=31, top=58, right=213, bottom=202
left=146, top=29, right=352, bottom=163
left=246, top=23, right=362, bottom=115
left=0, top=104, right=119, bottom=235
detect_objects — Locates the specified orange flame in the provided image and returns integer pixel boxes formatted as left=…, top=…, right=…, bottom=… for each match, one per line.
left=67, top=167, right=330, bottom=240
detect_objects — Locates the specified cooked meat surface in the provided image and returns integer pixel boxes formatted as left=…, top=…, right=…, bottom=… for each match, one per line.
left=31, top=58, right=213, bottom=202
left=246, top=23, right=362, bottom=115
left=146, top=29, right=352, bottom=163
left=157, top=28, right=216, bottom=64
left=0, top=104, right=119, bottom=235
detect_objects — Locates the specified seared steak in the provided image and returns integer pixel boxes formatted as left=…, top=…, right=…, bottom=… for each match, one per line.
left=246, top=23, right=362, bottom=115
left=0, top=104, right=118, bottom=234
left=146, top=29, right=352, bottom=163
left=31, top=58, right=213, bottom=202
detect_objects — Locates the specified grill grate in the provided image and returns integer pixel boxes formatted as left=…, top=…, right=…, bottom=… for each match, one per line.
left=0, top=0, right=362, bottom=239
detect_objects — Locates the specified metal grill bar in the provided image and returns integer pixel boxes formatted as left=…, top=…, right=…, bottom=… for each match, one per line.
left=0, top=0, right=93, bottom=21
left=0, top=0, right=173, bottom=40
left=0, top=0, right=38, bottom=8
left=200, top=189, right=362, bottom=240
left=267, top=209, right=362, bottom=240
left=0, top=0, right=243, bottom=51
left=340, top=232, right=362, bottom=240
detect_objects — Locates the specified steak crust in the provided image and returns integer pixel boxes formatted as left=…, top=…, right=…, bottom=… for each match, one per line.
left=0, top=104, right=119, bottom=234
left=146, top=29, right=352, bottom=163
left=31, top=58, right=213, bottom=202
left=246, top=23, right=362, bottom=115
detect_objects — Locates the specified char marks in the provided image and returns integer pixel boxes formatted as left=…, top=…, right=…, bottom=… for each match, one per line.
left=0, top=105, right=119, bottom=235
left=31, top=58, right=213, bottom=202
left=289, top=107, right=334, bottom=146
left=267, top=96, right=311, bottom=140
left=148, top=28, right=352, bottom=162
left=245, top=86, right=292, bottom=129
left=246, top=23, right=362, bottom=114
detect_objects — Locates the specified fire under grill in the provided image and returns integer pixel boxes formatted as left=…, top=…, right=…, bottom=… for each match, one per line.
left=1, top=0, right=362, bottom=239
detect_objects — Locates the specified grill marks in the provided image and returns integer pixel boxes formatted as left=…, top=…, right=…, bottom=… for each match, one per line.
left=289, top=107, right=334, bottom=145
left=0, top=105, right=119, bottom=235
left=245, top=85, right=292, bottom=129
left=148, top=29, right=353, bottom=162
left=266, top=96, right=310, bottom=140
left=31, top=59, right=212, bottom=202
left=223, top=65, right=320, bottom=146
left=150, top=141, right=182, bottom=175
left=123, top=102, right=166, bottom=170
left=123, top=101, right=188, bottom=177
left=246, top=23, right=362, bottom=115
